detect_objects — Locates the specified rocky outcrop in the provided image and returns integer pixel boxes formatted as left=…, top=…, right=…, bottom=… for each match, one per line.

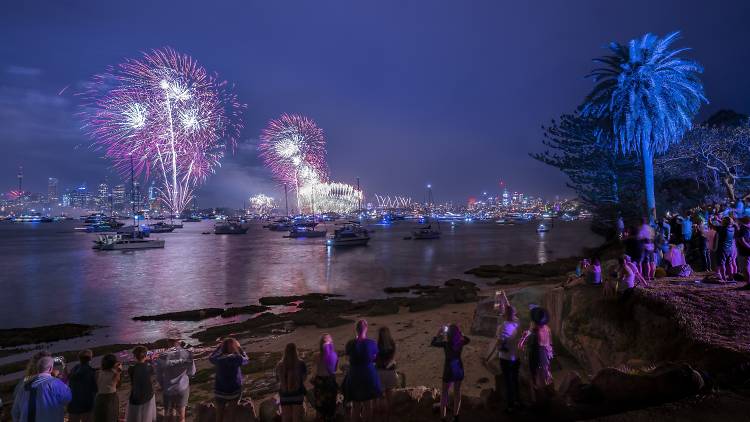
left=0, top=323, right=99, bottom=347
left=541, top=282, right=750, bottom=378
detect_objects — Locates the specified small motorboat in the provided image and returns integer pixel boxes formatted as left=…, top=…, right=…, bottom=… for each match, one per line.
left=412, top=224, right=440, bottom=240
left=118, top=225, right=150, bottom=237
left=182, top=215, right=202, bottom=223
left=536, top=223, right=550, bottom=233
left=93, top=234, right=165, bottom=250
left=495, top=219, right=515, bottom=225
left=267, top=218, right=293, bottom=231
left=215, top=220, right=249, bottom=235
left=286, top=225, right=327, bottom=238
left=326, top=224, right=370, bottom=247
left=149, top=222, right=175, bottom=233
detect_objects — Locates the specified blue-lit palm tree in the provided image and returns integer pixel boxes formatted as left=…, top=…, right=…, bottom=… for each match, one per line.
left=582, top=31, right=707, bottom=221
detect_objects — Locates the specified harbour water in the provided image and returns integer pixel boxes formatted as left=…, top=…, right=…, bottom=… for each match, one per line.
left=0, top=219, right=602, bottom=346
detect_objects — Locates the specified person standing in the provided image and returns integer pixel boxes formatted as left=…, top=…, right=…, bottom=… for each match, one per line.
left=209, top=338, right=249, bottom=422
left=637, top=218, right=656, bottom=280
left=376, top=327, right=398, bottom=422
left=714, top=216, right=738, bottom=281
left=11, top=356, right=71, bottom=422
left=518, top=307, right=554, bottom=405
left=497, top=304, right=521, bottom=413
left=342, top=320, right=381, bottom=422
left=735, top=216, right=750, bottom=284
left=154, top=338, right=196, bottom=422
left=93, top=354, right=121, bottom=422
left=312, top=334, right=338, bottom=422
left=431, top=324, right=471, bottom=422
left=276, top=343, right=307, bottom=422
left=67, top=350, right=98, bottom=422
left=127, top=346, right=156, bottom=422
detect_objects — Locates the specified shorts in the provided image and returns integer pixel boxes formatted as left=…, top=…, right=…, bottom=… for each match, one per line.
left=163, top=388, right=189, bottom=409
left=718, top=249, right=733, bottom=267
left=214, top=392, right=241, bottom=405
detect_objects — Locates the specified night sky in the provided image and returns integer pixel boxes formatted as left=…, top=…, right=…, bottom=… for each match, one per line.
left=2, top=0, right=750, bottom=206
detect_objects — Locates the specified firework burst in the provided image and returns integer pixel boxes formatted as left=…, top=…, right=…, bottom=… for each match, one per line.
left=80, top=47, right=244, bottom=215
left=259, top=114, right=328, bottom=208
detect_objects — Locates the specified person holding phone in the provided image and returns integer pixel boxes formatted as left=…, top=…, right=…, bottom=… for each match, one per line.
left=431, top=324, right=470, bottom=421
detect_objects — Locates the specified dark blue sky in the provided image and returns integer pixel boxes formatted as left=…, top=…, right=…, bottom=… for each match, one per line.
left=2, top=0, right=750, bottom=206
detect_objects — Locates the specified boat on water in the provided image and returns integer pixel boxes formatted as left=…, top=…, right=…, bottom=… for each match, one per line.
left=326, top=223, right=370, bottom=247
left=93, top=234, right=165, bottom=250
left=117, top=225, right=150, bottom=237
left=266, top=218, right=293, bottom=231
left=182, top=215, right=202, bottom=223
left=536, top=223, right=551, bottom=233
left=412, top=224, right=441, bottom=239
left=169, top=222, right=184, bottom=229
left=149, top=222, right=175, bottom=233
left=214, top=220, right=249, bottom=234
left=286, top=225, right=327, bottom=238
left=495, top=218, right=515, bottom=225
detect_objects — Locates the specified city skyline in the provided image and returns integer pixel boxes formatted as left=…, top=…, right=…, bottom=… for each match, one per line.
left=3, top=1, right=750, bottom=205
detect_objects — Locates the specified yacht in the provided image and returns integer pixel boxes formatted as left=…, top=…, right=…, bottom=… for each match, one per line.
left=214, top=220, right=249, bottom=234
left=286, top=225, right=327, bottom=238
left=149, top=222, right=175, bottom=233
left=93, top=234, right=165, bottom=250
left=412, top=224, right=441, bottom=239
left=327, top=224, right=370, bottom=247
left=266, top=218, right=293, bottom=231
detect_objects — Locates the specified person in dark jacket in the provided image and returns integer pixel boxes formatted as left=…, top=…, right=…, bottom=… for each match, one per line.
left=67, top=350, right=98, bottom=422
left=431, top=324, right=470, bottom=421
left=11, top=356, right=72, bottom=422
left=127, top=346, right=156, bottom=422
left=208, top=338, right=249, bottom=422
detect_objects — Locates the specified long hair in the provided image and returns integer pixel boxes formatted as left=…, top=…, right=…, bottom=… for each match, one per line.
left=221, top=338, right=239, bottom=355
left=280, top=343, right=302, bottom=392
left=377, top=326, right=396, bottom=354
left=447, top=324, right=464, bottom=352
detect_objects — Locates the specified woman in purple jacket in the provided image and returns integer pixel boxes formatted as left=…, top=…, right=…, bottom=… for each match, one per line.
left=209, top=338, right=249, bottom=422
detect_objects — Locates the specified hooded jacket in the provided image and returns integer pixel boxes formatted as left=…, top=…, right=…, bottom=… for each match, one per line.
left=11, top=373, right=72, bottom=422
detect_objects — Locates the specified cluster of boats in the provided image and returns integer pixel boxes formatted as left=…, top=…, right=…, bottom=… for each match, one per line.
left=263, top=217, right=371, bottom=247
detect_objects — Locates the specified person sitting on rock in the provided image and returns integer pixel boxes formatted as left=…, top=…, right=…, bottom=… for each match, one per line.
left=585, top=258, right=602, bottom=285
left=431, top=324, right=471, bottom=422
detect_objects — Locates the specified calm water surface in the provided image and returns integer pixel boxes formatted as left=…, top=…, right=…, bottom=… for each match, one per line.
left=0, top=219, right=601, bottom=345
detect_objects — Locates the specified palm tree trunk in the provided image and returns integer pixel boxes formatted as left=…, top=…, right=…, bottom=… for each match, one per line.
left=642, top=148, right=657, bottom=224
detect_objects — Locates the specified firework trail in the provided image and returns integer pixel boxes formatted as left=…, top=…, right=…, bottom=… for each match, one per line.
left=259, top=114, right=328, bottom=210
left=80, top=47, right=244, bottom=215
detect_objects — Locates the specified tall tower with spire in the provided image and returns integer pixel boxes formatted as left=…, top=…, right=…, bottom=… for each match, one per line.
left=17, top=165, right=23, bottom=193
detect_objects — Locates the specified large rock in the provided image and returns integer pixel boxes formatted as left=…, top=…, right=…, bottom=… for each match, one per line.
left=589, top=363, right=704, bottom=406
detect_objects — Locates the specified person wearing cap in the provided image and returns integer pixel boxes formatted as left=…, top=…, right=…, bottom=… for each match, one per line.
left=518, top=307, right=554, bottom=404
left=154, top=338, right=195, bottom=422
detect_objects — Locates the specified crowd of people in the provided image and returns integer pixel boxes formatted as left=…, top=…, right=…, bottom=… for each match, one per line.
left=5, top=306, right=556, bottom=422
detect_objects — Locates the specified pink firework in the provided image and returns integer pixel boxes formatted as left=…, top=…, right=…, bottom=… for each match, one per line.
left=80, top=47, right=244, bottom=215
left=259, top=113, right=328, bottom=190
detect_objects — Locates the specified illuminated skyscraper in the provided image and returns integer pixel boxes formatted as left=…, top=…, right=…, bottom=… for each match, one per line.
left=112, top=184, right=126, bottom=211
left=47, top=177, right=58, bottom=204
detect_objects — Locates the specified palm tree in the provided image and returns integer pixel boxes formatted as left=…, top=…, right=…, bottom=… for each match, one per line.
left=582, top=31, right=707, bottom=222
